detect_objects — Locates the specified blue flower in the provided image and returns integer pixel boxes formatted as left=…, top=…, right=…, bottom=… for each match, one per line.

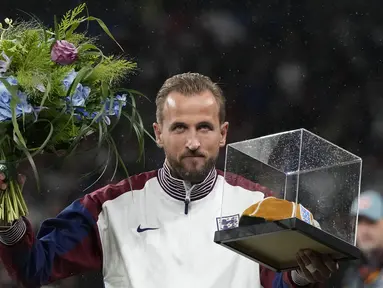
left=0, top=52, right=12, bottom=75
left=0, top=90, right=11, bottom=105
left=0, top=77, right=18, bottom=105
left=66, top=85, right=91, bottom=107
left=16, top=91, right=33, bottom=114
left=7, top=76, right=17, bottom=85
left=0, top=77, right=33, bottom=121
left=62, top=69, right=126, bottom=126
left=0, top=107, right=12, bottom=121
left=73, top=94, right=127, bottom=126
left=104, top=94, right=127, bottom=116
left=63, top=70, right=91, bottom=107
left=63, top=70, right=78, bottom=91
left=74, top=107, right=89, bottom=117
left=73, top=107, right=103, bottom=123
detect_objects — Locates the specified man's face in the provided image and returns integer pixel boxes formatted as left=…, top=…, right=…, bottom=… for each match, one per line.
left=153, top=90, right=228, bottom=183
left=356, top=216, right=383, bottom=253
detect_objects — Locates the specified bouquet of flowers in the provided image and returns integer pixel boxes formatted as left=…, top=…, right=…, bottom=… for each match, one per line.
left=0, top=3, right=149, bottom=223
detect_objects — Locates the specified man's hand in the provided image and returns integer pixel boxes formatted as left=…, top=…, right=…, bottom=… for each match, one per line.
left=295, top=249, right=338, bottom=283
left=0, top=172, right=26, bottom=227
left=0, top=173, right=6, bottom=190
left=0, top=172, right=26, bottom=191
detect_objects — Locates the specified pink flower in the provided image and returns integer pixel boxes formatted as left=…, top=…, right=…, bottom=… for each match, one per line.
left=51, top=40, right=78, bottom=65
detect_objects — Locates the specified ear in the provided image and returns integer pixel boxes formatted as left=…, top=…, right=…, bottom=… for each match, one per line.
left=219, top=122, right=229, bottom=147
left=153, top=122, right=164, bottom=148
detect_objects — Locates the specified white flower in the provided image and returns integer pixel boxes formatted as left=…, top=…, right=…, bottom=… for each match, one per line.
left=0, top=52, right=12, bottom=74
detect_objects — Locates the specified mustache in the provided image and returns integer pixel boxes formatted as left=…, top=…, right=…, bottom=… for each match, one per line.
left=181, top=151, right=206, bottom=158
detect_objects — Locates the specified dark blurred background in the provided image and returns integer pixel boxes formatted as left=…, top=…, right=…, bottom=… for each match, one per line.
left=2, top=0, right=383, bottom=287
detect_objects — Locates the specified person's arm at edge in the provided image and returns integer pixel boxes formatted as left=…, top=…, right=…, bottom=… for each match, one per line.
left=0, top=183, right=111, bottom=288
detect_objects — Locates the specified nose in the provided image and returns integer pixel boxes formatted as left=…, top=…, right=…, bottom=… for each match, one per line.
left=185, top=133, right=200, bottom=151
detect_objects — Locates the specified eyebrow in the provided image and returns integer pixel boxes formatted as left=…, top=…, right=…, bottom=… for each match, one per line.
left=169, top=121, right=215, bottom=131
left=196, top=121, right=214, bottom=129
left=169, top=122, right=187, bottom=131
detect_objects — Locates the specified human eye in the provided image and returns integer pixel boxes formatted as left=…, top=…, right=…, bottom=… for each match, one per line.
left=198, top=122, right=213, bottom=131
left=171, top=123, right=187, bottom=133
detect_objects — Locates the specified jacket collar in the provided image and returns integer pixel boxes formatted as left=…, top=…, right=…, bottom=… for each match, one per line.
left=157, top=161, right=217, bottom=201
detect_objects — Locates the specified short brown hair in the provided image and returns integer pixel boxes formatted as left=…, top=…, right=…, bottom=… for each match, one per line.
left=156, top=72, right=226, bottom=123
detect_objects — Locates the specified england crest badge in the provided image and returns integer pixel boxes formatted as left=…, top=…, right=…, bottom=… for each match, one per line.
left=299, top=204, right=312, bottom=225
left=216, top=214, right=240, bottom=231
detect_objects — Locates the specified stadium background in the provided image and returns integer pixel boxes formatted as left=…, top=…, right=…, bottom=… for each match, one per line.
left=2, top=0, right=382, bottom=286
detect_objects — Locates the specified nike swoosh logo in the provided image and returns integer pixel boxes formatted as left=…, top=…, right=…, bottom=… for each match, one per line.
left=137, top=225, right=159, bottom=233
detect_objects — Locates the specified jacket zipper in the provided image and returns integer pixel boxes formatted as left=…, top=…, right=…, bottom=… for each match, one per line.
left=184, top=188, right=191, bottom=215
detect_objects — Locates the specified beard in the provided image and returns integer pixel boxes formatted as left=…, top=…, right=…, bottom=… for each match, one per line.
left=166, top=150, right=217, bottom=183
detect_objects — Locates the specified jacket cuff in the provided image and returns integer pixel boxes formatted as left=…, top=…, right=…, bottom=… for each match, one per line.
left=291, top=270, right=310, bottom=286
left=0, top=218, right=26, bottom=246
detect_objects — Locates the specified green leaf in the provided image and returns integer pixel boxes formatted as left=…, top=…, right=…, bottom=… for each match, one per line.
left=26, top=119, right=54, bottom=155
left=83, top=3, right=90, bottom=33
left=123, top=101, right=156, bottom=143
left=112, top=88, right=141, bottom=136
left=78, top=44, right=104, bottom=61
left=110, top=136, right=119, bottom=182
left=83, top=51, right=104, bottom=58
left=128, top=91, right=137, bottom=124
left=0, top=79, right=26, bottom=147
left=108, top=134, right=130, bottom=179
left=13, top=130, right=41, bottom=193
left=65, top=124, right=94, bottom=157
left=54, top=15, right=59, bottom=40
left=97, top=121, right=103, bottom=149
left=0, top=78, right=43, bottom=192
left=133, top=112, right=146, bottom=162
left=122, top=111, right=145, bottom=163
left=82, top=141, right=111, bottom=192
left=81, top=16, right=124, bottom=52
left=16, top=9, right=48, bottom=43
left=65, top=21, right=80, bottom=39
left=108, top=101, right=123, bottom=134
left=66, top=65, right=93, bottom=97
left=101, top=80, right=109, bottom=99
left=38, top=79, right=52, bottom=116
left=126, top=89, right=150, bottom=102
left=58, top=3, right=86, bottom=36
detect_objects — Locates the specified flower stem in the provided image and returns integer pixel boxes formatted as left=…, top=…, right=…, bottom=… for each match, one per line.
left=0, top=142, right=28, bottom=223
left=0, top=178, right=28, bottom=223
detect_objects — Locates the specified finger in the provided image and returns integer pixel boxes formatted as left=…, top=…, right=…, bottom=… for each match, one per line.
left=298, top=250, right=311, bottom=266
left=301, top=263, right=326, bottom=283
left=17, top=174, right=26, bottom=187
left=299, top=250, right=328, bottom=283
left=321, top=254, right=337, bottom=272
left=0, top=173, right=5, bottom=181
left=304, top=250, right=332, bottom=279
left=1, top=183, right=7, bottom=190
left=311, top=270, right=326, bottom=283
left=296, top=254, right=315, bottom=283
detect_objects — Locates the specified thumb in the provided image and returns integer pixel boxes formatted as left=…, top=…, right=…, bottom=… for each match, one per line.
left=17, top=174, right=26, bottom=189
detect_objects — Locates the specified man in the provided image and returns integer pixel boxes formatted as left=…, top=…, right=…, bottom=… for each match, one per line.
left=0, top=73, right=336, bottom=287
left=341, top=190, right=383, bottom=287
